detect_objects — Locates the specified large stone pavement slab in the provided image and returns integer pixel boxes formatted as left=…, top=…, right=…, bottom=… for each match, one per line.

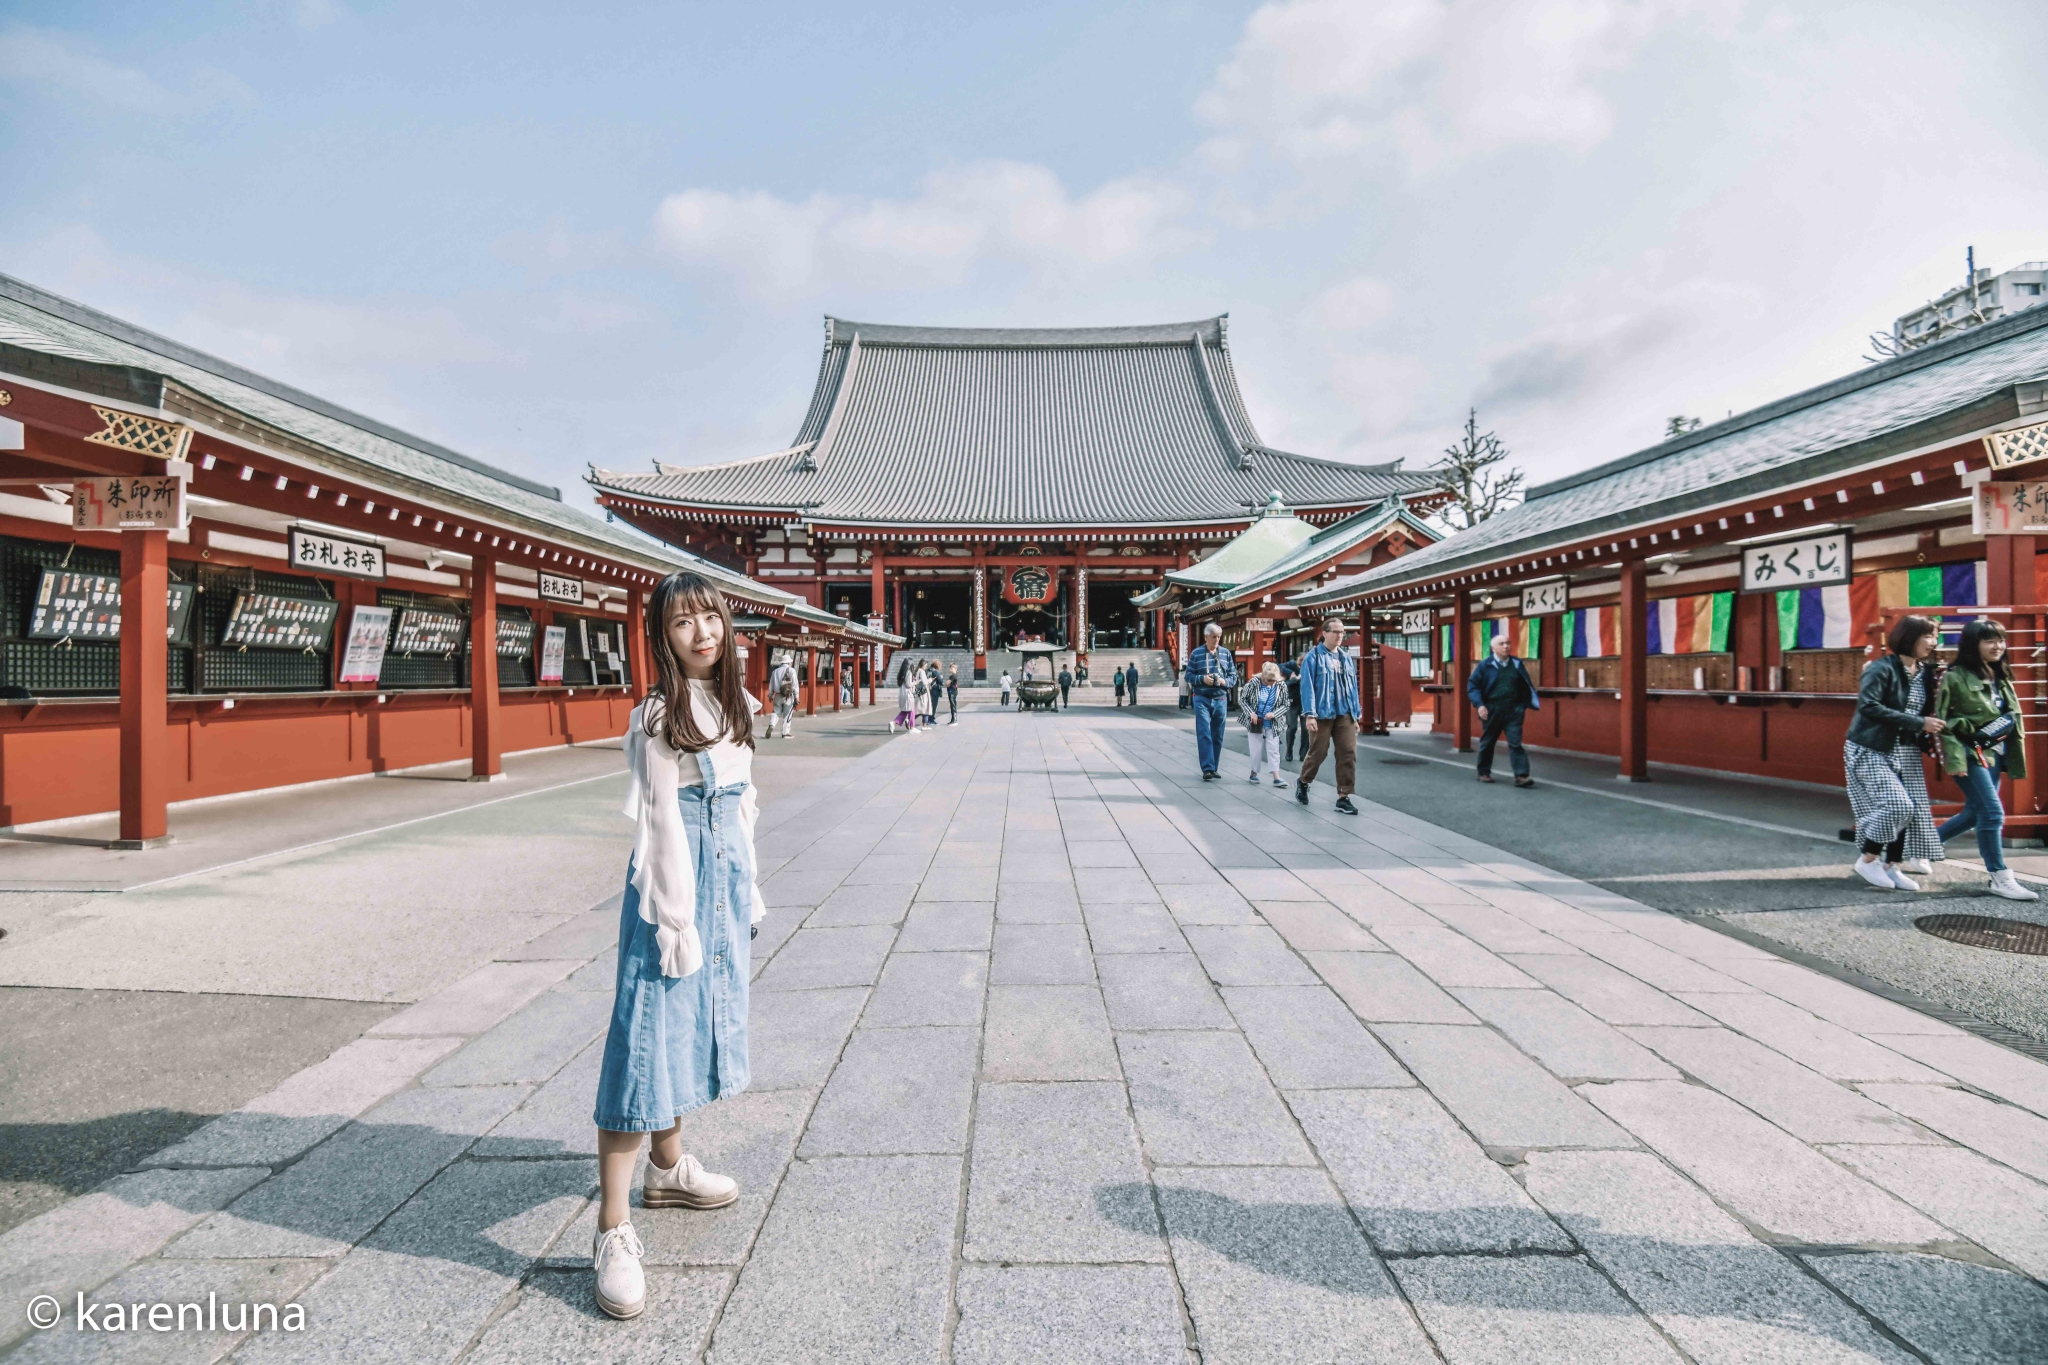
left=20, top=709, right=2048, bottom=1364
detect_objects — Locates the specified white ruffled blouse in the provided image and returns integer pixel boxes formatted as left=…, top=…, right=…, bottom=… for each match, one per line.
left=621, top=683, right=766, bottom=979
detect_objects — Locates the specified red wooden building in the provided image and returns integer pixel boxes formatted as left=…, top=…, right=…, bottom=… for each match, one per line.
left=588, top=317, right=1444, bottom=681
left=0, top=276, right=892, bottom=843
left=1294, top=303, right=2048, bottom=817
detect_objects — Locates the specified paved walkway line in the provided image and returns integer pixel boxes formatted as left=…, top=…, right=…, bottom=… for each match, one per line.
left=7, top=711, right=2047, bottom=1363
left=119, top=770, right=630, bottom=893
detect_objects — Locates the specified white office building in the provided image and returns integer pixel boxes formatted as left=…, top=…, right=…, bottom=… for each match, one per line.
left=1893, top=259, right=2048, bottom=349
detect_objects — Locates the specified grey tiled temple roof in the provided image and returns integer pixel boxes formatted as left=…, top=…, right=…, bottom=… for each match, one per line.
left=1296, top=303, right=2048, bottom=608
left=589, top=315, right=1441, bottom=529
left=0, top=274, right=680, bottom=573
left=0, top=276, right=903, bottom=641
left=1198, top=497, right=1440, bottom=615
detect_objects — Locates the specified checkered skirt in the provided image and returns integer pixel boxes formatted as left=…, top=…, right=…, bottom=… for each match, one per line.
left=1843, top=671, right=1943, bottom=861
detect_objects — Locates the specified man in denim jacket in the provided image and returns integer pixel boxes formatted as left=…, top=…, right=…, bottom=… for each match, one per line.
left=1296, top=615, right=1362, bottom=814
left=1184, top=622, right=1237, bottom=780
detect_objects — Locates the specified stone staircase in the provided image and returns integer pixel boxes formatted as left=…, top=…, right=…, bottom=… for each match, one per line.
left=1080, top=649, right=1174, bottom=688
left=880, top=646, right=1173, bottom=688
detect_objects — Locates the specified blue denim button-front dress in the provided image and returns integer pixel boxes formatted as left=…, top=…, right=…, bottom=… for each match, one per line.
left=594, top=748, right=752, bottom=1132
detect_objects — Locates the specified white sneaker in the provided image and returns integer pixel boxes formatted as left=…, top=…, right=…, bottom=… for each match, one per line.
left=1900, top=858, right=1933, bottom=875
left=1990, top=869, right=2040, bottom=901
left=644, top=1152, right=738, bottom=1210
left=1886, top=864, right=1921, bottom=891
left=1852, top=858, right=1896, bottom=891
left=593, top=1222, right=646, bottom=1320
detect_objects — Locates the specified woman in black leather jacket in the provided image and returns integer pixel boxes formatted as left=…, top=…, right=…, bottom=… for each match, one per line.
left=1843, top=615, right=1947, bottom=891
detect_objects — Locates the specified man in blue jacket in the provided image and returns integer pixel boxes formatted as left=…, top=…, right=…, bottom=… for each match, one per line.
left=1184, top=621, right=1237, bottom=779
left=1296, top=614, right=1362, bottom=814
left=1466, top=631, right=1540, bottom=787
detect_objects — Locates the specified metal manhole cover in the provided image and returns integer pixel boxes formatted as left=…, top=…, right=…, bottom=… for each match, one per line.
left=1377, top=757, right=1427, bottom=766
left=1914, top=914, right=2048, bottom=955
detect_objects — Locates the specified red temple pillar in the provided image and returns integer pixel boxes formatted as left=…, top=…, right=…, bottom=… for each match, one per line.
left=973, top=545, right=988, bottom=680
left=871, top=545, right=887, bottom=626
left=627, top=589, right=652, bottom=704
left=1452, top=590, right=1474, bottom=754
left=804, top=645, right=817, bottom=717
left=470, top=555, right=502, bottom=781
left=1619, top=559, right=1648, bottom=782
left=117, top=528, right=170, bottom=847
left=1987, top=533, right=2038, bottom=822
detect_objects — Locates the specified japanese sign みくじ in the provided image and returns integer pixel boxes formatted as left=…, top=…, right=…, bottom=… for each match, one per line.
left=1973, top=480, right=2048, bottom=535
left=1519, top=581, right=1569, bottom=617
left=1739, top=531, right=1851, bottom=593
left=288, top=528, right=387, bottom=581
left=1400, top=608, right=1434, bottom=635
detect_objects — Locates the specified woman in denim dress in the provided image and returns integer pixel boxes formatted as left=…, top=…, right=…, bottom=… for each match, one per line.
left=591, top=571, right=765, bottom=1320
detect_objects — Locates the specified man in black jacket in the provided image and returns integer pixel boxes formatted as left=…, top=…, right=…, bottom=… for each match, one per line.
left=1465, top=632, right=1540, bottom=787
left=1281, top=660, right=1304, bottom=763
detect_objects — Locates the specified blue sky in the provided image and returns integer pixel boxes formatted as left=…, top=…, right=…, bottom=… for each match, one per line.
left=4, top=0, right=2045, bottom=522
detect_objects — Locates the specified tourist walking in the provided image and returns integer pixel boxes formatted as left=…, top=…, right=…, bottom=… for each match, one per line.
left=1000, top=669, right=1014, bottom=707
left=1057, top=664, right=1073, bottom=709
left=1937, top=619, right=2038, bottom=900
left=1177, top=667, right=1191, bottom=711
left=1186, top=622, right=1238, bottom=780
left=1240, top=661, right=1290, bottom=787
left=1296, top=616, right=1361, bottom=814
left=946, top=665, right=960, bottom=725
left=592, top=571, right=756, bottom=1320
left=1466, top=631, right=1539, bottom=787
left=1113, top=665, right=1128, bottom=707
left=1845, top=615, right=1946, bottom=890
left=1281, top=659, right=1304, bottom=764
left=766, top=654, right=798, bottom=739
left=893, top=657, right=918, bottom=733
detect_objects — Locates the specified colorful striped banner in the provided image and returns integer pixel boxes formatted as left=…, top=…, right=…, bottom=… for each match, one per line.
left=1469, top=617, right=1540, bottom=659
left=1776, top=576, right=1881, bottom=649
left=1562, top=606, right=1616, bottom=658
left=1646, top=592, right=1733, bottom=655
left=1874, top=562, right=1988, bottom=609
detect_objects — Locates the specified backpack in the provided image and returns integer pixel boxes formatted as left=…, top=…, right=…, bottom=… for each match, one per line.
left=776, top=669, right=797, bottom=700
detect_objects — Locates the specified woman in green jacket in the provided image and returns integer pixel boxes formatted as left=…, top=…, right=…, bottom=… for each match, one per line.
left=1935, top=619, right=2039, bottom=901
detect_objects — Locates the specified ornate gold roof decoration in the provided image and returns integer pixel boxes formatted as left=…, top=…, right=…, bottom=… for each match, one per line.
left=85, top=405, right=193, bottom=461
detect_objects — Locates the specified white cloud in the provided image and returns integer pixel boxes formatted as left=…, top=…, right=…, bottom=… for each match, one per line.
left=0, top=24, right=255, bottom=117
left=1309, top=276, right=1397, bottom=333
left=294, top=0, right=345, bottom=31
left=1197, top=0, right=1740, bottom=172
left=652, top=161, right=1194, bottom=299
left=1327, top=348, right=1432, bottom=438
left=1473, top=255, right=1762, bottom=414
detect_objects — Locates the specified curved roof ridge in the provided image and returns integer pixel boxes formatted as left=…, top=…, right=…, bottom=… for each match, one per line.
left=823, top=316, right=1227, bottom=348
left=0, top=272, right=563, bottom=503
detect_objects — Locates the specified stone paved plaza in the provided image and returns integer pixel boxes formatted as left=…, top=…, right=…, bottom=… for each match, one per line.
left=6, top=708, right=2048, bottom=1363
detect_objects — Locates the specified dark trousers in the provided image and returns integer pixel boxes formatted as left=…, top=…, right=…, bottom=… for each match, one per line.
left=1477, top=706, right=1530, bottom=780
left=1284, top=710, right=1305, bottom=763
left=1298, top=714, right=1357, bottom=795
left=1059, top=684, right=1070, bottom=708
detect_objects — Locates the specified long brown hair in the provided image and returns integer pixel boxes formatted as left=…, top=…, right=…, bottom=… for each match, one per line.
left=643, top=571, right=755, bottom=752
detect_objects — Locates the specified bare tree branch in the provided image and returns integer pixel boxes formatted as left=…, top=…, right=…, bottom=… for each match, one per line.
left=1432, top=408, right=1523, bottom=530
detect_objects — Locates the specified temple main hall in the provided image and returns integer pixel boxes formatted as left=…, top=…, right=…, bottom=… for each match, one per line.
left=588, top=316, right=1444, bottom=678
